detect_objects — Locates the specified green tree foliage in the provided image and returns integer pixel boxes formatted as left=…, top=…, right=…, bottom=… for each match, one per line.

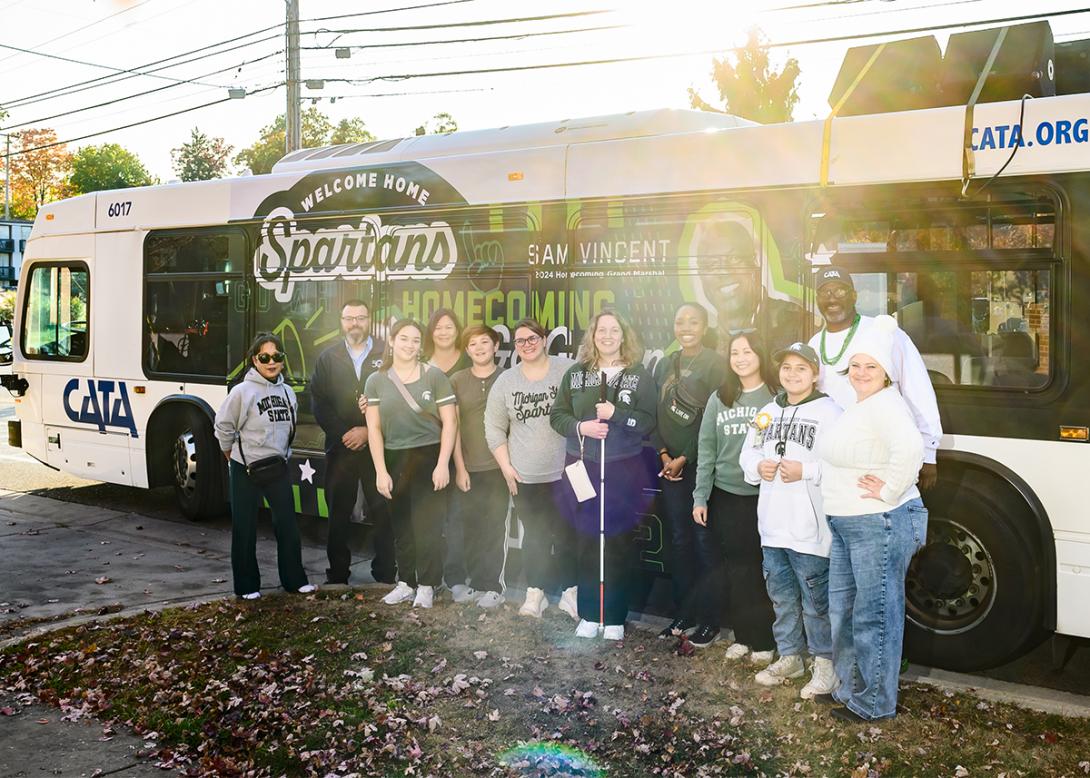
left=689, top=28, right=801, bottom=124
left=415, top=112, right=458, bottom=136
left=68, top=143, right=156, bottom=194
left=171, top=127, right=234, bottom=181
left=330, top=117, right=376, bottom=145
left=234, top=107, right=338, bottom=174
left=0, top=290, right=15, bottom=325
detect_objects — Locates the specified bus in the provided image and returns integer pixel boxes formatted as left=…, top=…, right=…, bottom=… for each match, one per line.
left=5, top=48, right=1090, bottom=674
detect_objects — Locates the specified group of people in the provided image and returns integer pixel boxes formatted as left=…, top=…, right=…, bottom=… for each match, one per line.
left=213, top=263, right=942, bottom=724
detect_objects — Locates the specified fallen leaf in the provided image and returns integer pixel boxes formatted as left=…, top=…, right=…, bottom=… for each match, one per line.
left=94, top=576, right=111, bottom=585
left=487, top=709, right=500, bottom=721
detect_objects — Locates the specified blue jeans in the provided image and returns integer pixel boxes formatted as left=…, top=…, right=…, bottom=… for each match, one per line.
left=828, top=498, right=928, bottom=720
left=761, top=546, right=832, bottom=659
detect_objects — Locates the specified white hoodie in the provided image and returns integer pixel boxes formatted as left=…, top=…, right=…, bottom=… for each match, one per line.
left=739, top=391, right=843, bottom=557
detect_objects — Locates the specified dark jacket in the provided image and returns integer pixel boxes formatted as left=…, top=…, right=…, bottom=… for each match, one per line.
left=310, top=337, right=386, bottom=454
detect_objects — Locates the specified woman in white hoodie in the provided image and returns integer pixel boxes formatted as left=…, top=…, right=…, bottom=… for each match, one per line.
left=818, top=315, right=927, bottom=723
left=740, top=342, right=841, bottom=699
left=215, top=333, right=315, bottom=600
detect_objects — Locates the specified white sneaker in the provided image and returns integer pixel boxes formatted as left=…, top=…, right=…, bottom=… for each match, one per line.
left=518, top=587, right=548, bottom=618
left=754, top=654, right=806, bottom=686
left=450, top=584, right=477, bottom=603
left=558, top=586, right=579, bottom=621
left=800, top=657, right=838, bottom=699
left=297, top=584, right=317, bottom=594
left=602, top=625, right=624, bottom=641
left=241, top=591, right=261, bottom=600
left=382, top=581, right=414, bottom=605
left=575, top=619, right=600, bottom=638
left=413, top=585, right=434, bottom=609
left=750, top=650, right=776, bottom=668
left=476, top=591, right=504, bottom=608
left=724, top=643, right=750, bottom=660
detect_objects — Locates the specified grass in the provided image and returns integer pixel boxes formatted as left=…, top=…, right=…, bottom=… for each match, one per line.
left=1, top=587, right=1089, bottom=776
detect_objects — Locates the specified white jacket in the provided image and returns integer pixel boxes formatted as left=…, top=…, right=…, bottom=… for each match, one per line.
left=740, top=392, right=843, bottom=557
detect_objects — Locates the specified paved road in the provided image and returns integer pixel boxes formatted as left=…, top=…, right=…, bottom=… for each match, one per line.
left=2, top=392, right=1090, bottom=697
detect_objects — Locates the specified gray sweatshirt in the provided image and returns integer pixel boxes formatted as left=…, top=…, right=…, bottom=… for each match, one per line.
left=484, top=356, right=573, bottom=483
left=214, top=368, right=297, bottom=466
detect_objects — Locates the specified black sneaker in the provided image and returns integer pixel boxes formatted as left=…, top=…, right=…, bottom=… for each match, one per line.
left=658, top=618, right=697, bottom=639
left=689, top=625, right=721, bottom=648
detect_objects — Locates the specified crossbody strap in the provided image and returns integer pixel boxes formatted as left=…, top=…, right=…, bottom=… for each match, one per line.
left=387, top=365, right=441, bottom=426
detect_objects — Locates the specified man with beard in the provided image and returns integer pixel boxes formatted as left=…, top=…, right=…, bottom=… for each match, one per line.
left=806, top=267, right=941, bottom=489
left=310, top=299, right=395, bottom=584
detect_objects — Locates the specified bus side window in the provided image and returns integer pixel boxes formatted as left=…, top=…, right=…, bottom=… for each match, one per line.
left=21, top=263, right=90, bottom=361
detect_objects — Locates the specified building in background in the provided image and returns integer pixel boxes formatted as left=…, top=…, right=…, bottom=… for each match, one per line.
left=0, top=219, right=32, bottom=289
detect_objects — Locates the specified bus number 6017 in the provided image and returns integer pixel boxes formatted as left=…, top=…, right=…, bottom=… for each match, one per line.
left=106, top=201, right=132, bottom=217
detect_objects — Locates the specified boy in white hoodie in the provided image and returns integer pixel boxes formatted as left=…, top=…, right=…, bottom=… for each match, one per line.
left=740, top=342, right=842, bottom=699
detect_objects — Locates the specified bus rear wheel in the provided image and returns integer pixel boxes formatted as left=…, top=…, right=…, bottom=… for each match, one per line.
left=902, top=470, right=1046, bottom=671
left=171, top=408, right=227, bottom=520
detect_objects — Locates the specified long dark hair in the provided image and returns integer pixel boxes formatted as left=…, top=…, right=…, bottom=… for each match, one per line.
left=381, top=319, right=425, bottom=371
left=717, top=330, right=777, bottom=407
left=424, top=307, right=462, bottom=358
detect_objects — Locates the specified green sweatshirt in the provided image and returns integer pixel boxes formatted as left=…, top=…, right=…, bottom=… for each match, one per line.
left=692, top=383, right=773, bottom=507
left=549, top=362, right=657, bottom=463
left=650, top=347, right=728, bottom=461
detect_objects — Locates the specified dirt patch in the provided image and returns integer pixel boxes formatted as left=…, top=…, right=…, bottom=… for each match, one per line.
left=1, top=587, right=1088, bottom=776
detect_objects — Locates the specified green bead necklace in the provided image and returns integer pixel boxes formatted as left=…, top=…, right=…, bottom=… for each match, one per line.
left=819, top=314, right=862, bottom=366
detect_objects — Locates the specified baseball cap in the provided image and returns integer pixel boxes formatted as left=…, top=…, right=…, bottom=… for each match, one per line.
left=772, top=342, right=821, bottom=369
left=815, top=266, right=855, bottom=291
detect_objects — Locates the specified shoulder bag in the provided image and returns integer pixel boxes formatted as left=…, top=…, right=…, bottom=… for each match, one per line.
left=238, top=387, right=296, bottom=487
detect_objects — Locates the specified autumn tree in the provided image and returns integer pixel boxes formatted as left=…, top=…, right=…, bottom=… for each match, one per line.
left=234, top=106, right=335, bottom=174
left=330, top=117, right=376, bottom=145
left=689, top=28, right=801, bottom=124
left=415, top=111, right=458, bottom=136
left=68, top=143, right=156, bottom=194
left=172, top=128, right=233, bottom=181
left=9, top=128, right=71, bottom=219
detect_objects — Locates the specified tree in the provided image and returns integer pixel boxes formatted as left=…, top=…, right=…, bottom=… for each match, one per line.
left=0, top=290, right=15, bottom=325
left=688, top=28, right=801, bottom=124
left=69, top=143, right=156, bottom=194
left=172, top=128, right=233, bottom=181
left=330, top=117, right=375, bottom=145
left=234, top=106, right=334, bottom=175
left=9, top=128, right=71, bottom=218
left=415, top=111, right=458, bottom=136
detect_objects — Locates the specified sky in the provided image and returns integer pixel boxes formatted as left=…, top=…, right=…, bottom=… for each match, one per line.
left=3, top=0, right=1090, bottom=181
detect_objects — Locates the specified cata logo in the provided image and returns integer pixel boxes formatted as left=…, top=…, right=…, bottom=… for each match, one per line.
left=63, top=378, right=138, bottom=438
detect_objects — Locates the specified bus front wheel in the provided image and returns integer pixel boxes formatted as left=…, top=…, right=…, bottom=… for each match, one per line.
left=902, top=469, right=1047, bottom=671
left=171, top=408, right=227, bottom=520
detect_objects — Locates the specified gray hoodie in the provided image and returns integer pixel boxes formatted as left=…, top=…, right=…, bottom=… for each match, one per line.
left=215, top=368, right=297, bottom=466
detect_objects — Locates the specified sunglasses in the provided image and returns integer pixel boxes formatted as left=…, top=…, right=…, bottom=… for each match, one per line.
left=817, top=286, right=852, bottom=301
left=256, top=351, right=286, bottom=364
left=514, top=335, right=542, bottom=348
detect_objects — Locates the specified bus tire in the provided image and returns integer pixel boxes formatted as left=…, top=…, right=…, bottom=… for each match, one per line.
left=172, top=408, right=227, bottom=520
left=902, top=469, right=1047, bottom=671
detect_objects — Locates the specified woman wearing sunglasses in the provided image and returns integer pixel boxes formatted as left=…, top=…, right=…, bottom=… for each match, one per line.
left=214, top=333, right=315, bottom=600
left=483, top=318, right=577, bottom=619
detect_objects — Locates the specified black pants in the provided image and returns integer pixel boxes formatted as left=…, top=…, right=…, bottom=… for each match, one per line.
left=324, top=447, right=395, bottom=584
left=445, top=468, right=509, bottom=593
left=228, top=460, right=309, bottom=595
left=660, top=467, right=718, bottom=622
left=512, top=479, right=577, bottom=592
left=563, top=453, right=650, bottom=626
left=386, top=444, right=447, bottom=588
left=700, top=488, right=775, bottom=650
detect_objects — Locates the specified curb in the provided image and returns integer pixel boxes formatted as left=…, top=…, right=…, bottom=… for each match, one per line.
left=904, top=663, right=1090, bottom=718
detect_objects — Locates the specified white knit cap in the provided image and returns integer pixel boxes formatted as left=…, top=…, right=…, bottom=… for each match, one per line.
left=847, top=314, right=898, bottom=378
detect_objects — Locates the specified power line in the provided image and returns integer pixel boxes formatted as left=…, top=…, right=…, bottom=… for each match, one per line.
left=324, top=6, right=1090, bottom=85
left=0, top=50, right=282, bottom=133
left=302, top=23, right=626, bottom=52
left=303, top=0, right=480, bottom=25
left=0, top=0, right=156, bottom=67
left=324, top=9, right=614, bottom=35
left=4, top=83, right=284, bottom=159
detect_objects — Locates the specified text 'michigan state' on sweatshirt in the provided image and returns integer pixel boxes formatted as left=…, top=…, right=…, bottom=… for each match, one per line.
left=215, top=368, right=298, bottom=466
left=692, top=384, right=773, bottom=508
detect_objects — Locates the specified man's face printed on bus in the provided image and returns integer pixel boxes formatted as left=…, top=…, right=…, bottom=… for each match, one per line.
left=695, top=221, right=759, bottom=330
left=340, top=304, right=371, bottom=345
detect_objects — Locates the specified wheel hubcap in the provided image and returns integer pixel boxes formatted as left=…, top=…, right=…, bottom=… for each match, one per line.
left=173, top=429, right=198, bottom=497
left=906, top=517, right=996, bottom=635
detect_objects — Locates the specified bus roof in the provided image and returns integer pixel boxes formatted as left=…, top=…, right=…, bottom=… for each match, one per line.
left=30, top=96, right=1090, bottom=238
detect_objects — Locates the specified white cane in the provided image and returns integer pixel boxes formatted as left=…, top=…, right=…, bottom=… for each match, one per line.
left=599, top=438, right=606, bottom=631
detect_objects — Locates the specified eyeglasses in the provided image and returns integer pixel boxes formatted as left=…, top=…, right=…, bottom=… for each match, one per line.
left=256, top=351, right=286, bottom=364
left=341, top=315, right=370, bottom=324
left=514, top=335, right=542, bottom=348
left=817, top=286, right=852, bottom=301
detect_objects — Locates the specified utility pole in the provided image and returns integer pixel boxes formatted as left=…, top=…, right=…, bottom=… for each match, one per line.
left=3, top=134, right=9, bottom=221
left=285, top=0, right=301, bottom=153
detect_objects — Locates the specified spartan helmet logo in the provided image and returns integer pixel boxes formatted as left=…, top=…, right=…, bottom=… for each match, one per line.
left=422, top=390, right=433, bottom=402
left=618, top=389, right=633, bottom=404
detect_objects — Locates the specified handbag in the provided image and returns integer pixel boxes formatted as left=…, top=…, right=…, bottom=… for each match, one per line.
left=238, top=387, right=295, bottom=487
left=662, top=352, right=704, bottom=427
